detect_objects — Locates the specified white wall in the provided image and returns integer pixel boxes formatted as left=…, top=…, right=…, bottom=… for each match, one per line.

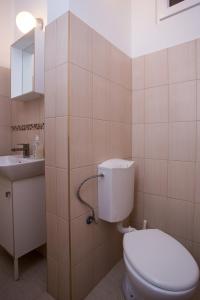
left=0, top=0, right=14, bottom=67
left=47, top=0, right=132, bottom=57
left=132, top=0, right=200, bottom=57
left=48, top=0, right=69, bottom=24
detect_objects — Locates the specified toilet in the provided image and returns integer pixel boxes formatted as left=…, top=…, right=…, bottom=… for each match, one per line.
left=98, top=159, right=200, bottom=300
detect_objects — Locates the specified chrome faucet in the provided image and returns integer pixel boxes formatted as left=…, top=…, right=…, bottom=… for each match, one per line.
left=11, top=144, right=30, bottom=158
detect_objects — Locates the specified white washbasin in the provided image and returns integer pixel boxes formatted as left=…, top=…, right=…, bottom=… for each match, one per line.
left=0, top=155, right=45, bottom=181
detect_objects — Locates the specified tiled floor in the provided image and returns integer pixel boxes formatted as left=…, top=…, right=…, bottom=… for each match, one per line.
left=86, top=260, right=200, bottom=300
left=1, top=245, right=199, bottom=300
left=0, top=246, right=53, bottom=300
left=85, top=261, right=125, bottom=300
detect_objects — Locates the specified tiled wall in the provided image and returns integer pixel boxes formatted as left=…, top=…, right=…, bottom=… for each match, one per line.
left=45, top=12, right=132, bottom=300
left=0, top=67, right=11, bottom=155
left=132, top=39, right=200, bottom=267
left=0, top=66, right=44, bottom=156
left=69, top=13, right=131, bottom=300
left=11, top=98, right=44, bottom=152
left=45, top=12, right=70, bottom=300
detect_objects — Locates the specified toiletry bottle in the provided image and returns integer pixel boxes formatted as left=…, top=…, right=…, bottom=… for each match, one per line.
left=33, top=135, right=44, bottom=159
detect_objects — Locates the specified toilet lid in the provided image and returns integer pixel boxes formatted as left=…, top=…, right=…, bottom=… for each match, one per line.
left=123, top=229, right=199, bottom=292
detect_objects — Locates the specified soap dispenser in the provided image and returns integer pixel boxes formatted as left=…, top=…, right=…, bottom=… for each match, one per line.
left=32, top=135, right=44, bottom=159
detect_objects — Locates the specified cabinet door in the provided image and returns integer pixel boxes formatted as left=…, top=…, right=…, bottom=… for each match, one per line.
left=0, top=183, right=14, bottom=256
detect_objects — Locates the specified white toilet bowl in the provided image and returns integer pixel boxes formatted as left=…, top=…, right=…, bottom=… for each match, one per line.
left=123, top=229, right=199, bottom=300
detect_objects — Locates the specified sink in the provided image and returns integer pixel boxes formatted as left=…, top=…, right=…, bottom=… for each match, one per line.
left=0, top=155, right=45, bottom=181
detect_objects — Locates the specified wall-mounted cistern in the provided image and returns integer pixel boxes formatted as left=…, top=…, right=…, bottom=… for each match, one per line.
left=11, top=143, right=30, bottom=158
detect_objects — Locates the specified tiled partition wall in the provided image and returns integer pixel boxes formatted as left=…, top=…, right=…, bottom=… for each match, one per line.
left=132, top=40, right=200, bottom=266
left=45, top=12, right=70, bottom=300
left=69, top=13, right=131, bottom=300
left=0, top=67, right=11, bottom=155
left=45, top=11, right=132, bottom=300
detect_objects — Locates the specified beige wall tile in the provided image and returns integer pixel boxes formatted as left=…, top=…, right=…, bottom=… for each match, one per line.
left=55, top=117, right=68, bottom=168
left=56, top=168, right=69, bottom=220
left=58, top=256, right=70, bottom=300
left=58, top=218, right=69, bottom=259
left=47, top=256, right=58, bottom=299
left=70, top=117, right=93, bottom=168
left=71, top=213, right=95, bottom=265
left=132, top=90, right=145, bottom=124
left=45, top=166, right=57, bottom=215
left=94, top=243, right=112, bottom=285
left=92, top=75, right=110, bottom=121
left=93, top=220, right=113, bottom=248
left=45, top=69, right=56, bottom=118
left=0, top=96, right=11, bottom=126
left=197, top=81, right=200, bottom=120
left=120, top=52, right=132, bottom=90
left=195, top=163, right=200, bottom=203
left=69, top=13, right=92, bottom=71
left=93, top=120, right=110, bottom=163
left=197, top=39, right=200, bottom=79
left=0, top=126, right=11, bottom=155
left=145, top=86, right=168, bottom=123
left=192, top=242, right=200, bottom=267
left=45, top=118, right=56, bottom=166
left=47, top=213, right=58, bottom=260
left=168, top=161, right=195, bottom=202
left=12, top=130, right=28, bottom=147
left=92, top=31, right=110, bottom=79
left=132, top=124, right=144, bottom=158
left=197, top=122, right=200, bottom=162
left=56, top=12, right=69, bottom=66
left=169, top=81, right=196, bottom=122
left=168, top=41, right=196, bottom=84
left=145, top=49, right=168, bottom=88
left=132, top=56, right=145, bottom=90
left=45, top=21, right=56, bottom=71
left=193, top=204, right=200, bottom=243
left=0, top=67, right=10, bottom=97
left=72, top=253, right=95, bottom=300
left=110, top=82, right=131, bottom=123
left=56, top=63, right=68, bottom=117
left=110, top=122, right=131, bottom=158
left=144, top=159, right=168, bottom=196
left=144, top=194, right=167, bottom=231
left=145, top=123, right=168, bottom=159
left=131, top=192, right=144, bottom=229
left=132, top=158, right=144, bottom=192
left=11, top=101, right=25, bottom=125
left=70, top=64, right=92, bottom=118
left=110, top=46, right=131, bottom=89
left=166, top=198, right=193, bottom=240
left=70, top=165, right=97, bottom=219
left=169, top=122, right=196, bottom=161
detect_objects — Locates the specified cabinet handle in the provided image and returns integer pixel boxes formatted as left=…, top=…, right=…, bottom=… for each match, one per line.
left=5, top=191, right=11, bottom=198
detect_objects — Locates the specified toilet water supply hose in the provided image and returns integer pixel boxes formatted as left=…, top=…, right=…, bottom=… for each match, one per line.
left=76, top=173, right=104, bottom=224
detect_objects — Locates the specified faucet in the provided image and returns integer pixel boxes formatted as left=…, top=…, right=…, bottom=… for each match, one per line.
left=11, top=144, right=30, bottom=158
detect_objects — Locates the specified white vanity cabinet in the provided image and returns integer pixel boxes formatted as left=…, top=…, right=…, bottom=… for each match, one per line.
left=0, top=176, right=46, bottom=280
left=11, top=28, right=44, bottom=101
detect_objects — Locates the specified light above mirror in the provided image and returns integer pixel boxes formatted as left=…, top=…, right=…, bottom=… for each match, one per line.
left=16, top=11, right=43, bottom=34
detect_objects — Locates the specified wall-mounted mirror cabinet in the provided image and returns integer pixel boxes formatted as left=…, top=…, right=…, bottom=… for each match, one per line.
left=11, top=28, right=44, bottom=101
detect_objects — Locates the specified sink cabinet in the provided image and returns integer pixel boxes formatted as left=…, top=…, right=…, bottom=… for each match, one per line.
left=0, top=175, right=46, bottom=280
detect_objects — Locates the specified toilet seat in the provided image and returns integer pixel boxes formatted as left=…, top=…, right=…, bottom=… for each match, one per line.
left=123, top=229, right=199, bottom=293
